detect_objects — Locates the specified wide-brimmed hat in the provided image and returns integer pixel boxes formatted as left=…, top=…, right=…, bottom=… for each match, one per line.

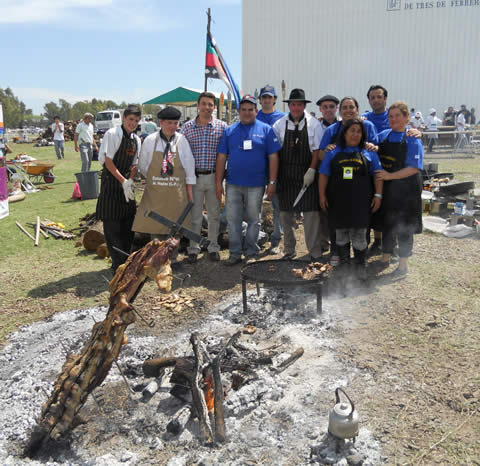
left=283, top=88, right=311, bottom=103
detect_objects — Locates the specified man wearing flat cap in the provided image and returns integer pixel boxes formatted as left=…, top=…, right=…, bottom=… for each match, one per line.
left=96, top=104, right=142, bottom=272
left=75, top=112, right=98, bottom=172
left=133, top=106, right=196, bottom=265
left=317, top=94, right=340, bottom=132
left=273, top=88, right=325, bottom=260
left=216, top=95, right=281, bottom=265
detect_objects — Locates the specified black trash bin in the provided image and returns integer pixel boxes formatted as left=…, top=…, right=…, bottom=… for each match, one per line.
left=75, top=171, right=99, bottom=200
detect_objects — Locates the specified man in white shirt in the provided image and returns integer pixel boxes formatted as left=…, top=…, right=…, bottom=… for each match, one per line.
left=424, top=108, right=442, bottom=153
left=455, top=109, right=468, bottom=150
left=95, top=104, right=142, bottom=272
left=51, top=116, right=65, bottom=160
left=273, top=88, right=325, bottom=260
left=74, top=113, right=98, bottom=171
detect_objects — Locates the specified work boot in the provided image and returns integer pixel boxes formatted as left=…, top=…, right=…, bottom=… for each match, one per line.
left=367, top=239, right=382, bottom=257
left=353, top=248, right=368, bottom=281
left=338, top=243, right=351, bottom=265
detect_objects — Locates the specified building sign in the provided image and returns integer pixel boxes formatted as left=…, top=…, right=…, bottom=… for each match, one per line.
left=387, top=0, right=480, bottom=10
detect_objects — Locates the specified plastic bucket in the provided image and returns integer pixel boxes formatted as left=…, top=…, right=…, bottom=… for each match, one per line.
left=75, top=171, right=99, bottom=200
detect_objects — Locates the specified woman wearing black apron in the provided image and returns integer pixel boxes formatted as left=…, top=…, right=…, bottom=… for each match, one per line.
left=319, top=118, right=383, bottom=280
left=373, top=101, right=424, bottom=277
left=318, top=97, right=379, bottom=266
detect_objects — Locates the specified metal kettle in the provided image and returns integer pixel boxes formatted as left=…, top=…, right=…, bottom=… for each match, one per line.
left=328, top=388, right=359, bottom=441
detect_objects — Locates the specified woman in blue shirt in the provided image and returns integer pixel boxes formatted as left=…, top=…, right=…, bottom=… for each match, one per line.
left=373, top=101, right=424, bottom=277
left=319, top=118, right=383, bottom=280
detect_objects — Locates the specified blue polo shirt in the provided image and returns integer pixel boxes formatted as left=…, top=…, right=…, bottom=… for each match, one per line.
left=217, top=119, right=282, bottom=187
left=319, top=120, right=378, bottom=151
left=378, top=129, right=424, bottom=169
left=362, top=110, right=390, bottom=133
left=256, top=110, right=285, bottom=127
left=319, top=146, right=382, bottom=176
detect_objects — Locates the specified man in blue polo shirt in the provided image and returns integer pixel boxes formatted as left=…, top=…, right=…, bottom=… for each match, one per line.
left=362, top=85, right=390, bottom=133
left=216, top=95, right=281, bottom=265
left=256, top=84, right=285, bottom=255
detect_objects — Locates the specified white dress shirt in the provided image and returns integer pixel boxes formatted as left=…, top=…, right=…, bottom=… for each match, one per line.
left=138, top=131, right=196, bottom=185
left=273, top=111, right=323, bottom=151
left=98, top=126, right=141, bottom=165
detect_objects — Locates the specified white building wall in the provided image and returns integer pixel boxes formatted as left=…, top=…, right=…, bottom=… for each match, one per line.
left=242, top=0, right=480, bottom=118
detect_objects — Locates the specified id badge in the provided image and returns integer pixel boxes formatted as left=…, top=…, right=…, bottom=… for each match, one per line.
left=343, top=167, right=353, bottom=180
left=243, top=140, right=252, bottom=150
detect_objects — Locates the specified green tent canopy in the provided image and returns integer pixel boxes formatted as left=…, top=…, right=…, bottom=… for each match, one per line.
left=143, top=87, right=222, bottom=106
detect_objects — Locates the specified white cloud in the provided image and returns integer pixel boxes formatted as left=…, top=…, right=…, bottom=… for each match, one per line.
left=0, top=0, right=176, bottom=31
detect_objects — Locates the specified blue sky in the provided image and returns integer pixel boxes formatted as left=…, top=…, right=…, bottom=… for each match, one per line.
left=2, top=0, right=242, bottom=115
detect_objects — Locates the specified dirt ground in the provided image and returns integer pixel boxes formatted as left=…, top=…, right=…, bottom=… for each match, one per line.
left=129, top=214, right=480, bottom=465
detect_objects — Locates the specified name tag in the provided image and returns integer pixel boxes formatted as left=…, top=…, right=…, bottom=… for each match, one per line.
left=243, top=140, right=252, bottom=150
left=343, top=167, right=353, bottom=180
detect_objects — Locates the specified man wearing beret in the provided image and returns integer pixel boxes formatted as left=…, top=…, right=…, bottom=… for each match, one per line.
left=96, top=104, right=142, bottom=272
left=216, top=95, right=281, bottom=265
left=181, top=91, right=227, bottom=263
left=273, top=88, right=325, bottom=261
left=133, top=106, right=196, bottom=266
left=317, top=94, right=340, bottom=132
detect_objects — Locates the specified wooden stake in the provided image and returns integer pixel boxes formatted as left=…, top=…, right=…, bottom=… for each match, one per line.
left=35, top=216, right=40, bottom=246
left=16, top=221, right=35, bottom=242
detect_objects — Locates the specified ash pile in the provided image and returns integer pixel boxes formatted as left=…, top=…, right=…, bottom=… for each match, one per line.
left=0, top=289, right=384, bottom=465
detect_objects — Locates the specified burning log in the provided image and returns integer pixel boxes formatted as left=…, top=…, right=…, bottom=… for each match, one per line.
left=26, top=237, right=179, bottom=458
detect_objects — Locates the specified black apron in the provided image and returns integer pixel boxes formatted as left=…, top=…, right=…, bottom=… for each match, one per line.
left=376, top=132, right=422, bottom=234
left=277, top=118, right=319, bottom=212
left=96, top=127, right=137, bottom=221
left=326, top=149, right=373, bottom=229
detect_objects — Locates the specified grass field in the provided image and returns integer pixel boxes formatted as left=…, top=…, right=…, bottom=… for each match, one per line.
left=1, top=141, right=479, bottom=344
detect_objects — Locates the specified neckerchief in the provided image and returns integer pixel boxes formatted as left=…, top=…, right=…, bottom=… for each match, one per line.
left=159, top=130, right=175, bottom=177
left=320, top=117, right=338, bottom=128
left=121, top=125, right=137, bottom=160
left=288, top=112, right=305, bottom=146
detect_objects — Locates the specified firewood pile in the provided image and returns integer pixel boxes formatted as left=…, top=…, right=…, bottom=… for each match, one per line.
left=26, top=237, right=179, bottom=458
left=141, top=331, right=304, bottom=445
left=37, top=121, right=79, bottom=142
left=152, top=293, right=195, bottom=312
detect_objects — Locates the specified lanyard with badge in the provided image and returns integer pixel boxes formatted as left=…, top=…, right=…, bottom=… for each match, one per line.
left=240, top=124, right=253, bottom=151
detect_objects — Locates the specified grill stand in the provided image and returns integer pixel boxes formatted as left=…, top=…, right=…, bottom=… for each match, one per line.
left=241, top=278, right=323, bottom=314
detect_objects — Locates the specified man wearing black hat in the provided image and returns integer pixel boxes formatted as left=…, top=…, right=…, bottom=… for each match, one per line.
left=216, top=95, right=281, bottom=265
left=256, top=84, right=286, bottom=255
left=273, top=88, right=324, bottom=260
left=133, top=106, right=196, bottom=265
left=95, top=104, right=142, bottom=272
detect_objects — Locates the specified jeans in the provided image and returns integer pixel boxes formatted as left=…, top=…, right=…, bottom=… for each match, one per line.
left=270, top=193, right=283, bottom=247
left=54, top=140, right=64, bottom=159
left=79, top=143, right=93, bottom=172
left=187, top=173, right=221, bottom=254
left=226, top=184, right=264, bottom=257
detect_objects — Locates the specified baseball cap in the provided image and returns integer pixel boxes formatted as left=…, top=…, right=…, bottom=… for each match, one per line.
left=259, top=85, right=276, bottom=97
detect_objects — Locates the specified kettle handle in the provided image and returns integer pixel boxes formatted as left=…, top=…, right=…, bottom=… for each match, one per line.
left=335, top=387, right=355, bottom=418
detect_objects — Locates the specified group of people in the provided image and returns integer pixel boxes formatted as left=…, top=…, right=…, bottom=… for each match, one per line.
left=94, top=84, right=424, bottom=282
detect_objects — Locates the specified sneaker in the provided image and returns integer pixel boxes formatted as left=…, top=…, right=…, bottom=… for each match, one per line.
left=186, top=254, right=198, bottom=264
left=245, top=255, right=258, bottom=264
left=269, top=245, right=281, bottom=255
left=329, top=255, right=340, bottom=267
left=208, top=251, right=220, bottom=262
left=282, top=252, right=296, bottom=260
left=391, top=266, right=408, bottom=279
left=224, top=255, right=242, bottom=266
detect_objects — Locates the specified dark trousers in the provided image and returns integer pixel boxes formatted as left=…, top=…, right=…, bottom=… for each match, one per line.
left=382, top=228, right=413, bottom=258
left=329, top=224, right=337, bottom=255
left=427, top=137, right=435, bottom=153
left=103, top=217, right=135, bottom=271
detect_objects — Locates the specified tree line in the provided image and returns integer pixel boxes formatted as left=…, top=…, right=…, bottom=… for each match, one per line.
left=1, top=87, right=161, bottom=128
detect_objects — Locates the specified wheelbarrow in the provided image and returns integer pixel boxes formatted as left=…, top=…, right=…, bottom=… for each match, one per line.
left=23, top=163, right=55, bottom=183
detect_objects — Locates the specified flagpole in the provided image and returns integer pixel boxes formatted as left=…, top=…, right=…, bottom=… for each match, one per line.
left=204, top=8, right=211, bottom=92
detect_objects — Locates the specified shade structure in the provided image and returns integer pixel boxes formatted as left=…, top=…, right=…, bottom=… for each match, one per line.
left=143, top=87, right=222, bottom=106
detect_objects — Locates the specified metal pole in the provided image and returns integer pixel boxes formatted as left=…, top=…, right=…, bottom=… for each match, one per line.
left=204, top=8, right=211, bottom=92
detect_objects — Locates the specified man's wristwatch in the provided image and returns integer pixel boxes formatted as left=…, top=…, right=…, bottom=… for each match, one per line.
left=374, top=193, right=383, bottom=199
left=269, top=180, right=277, bottom=185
